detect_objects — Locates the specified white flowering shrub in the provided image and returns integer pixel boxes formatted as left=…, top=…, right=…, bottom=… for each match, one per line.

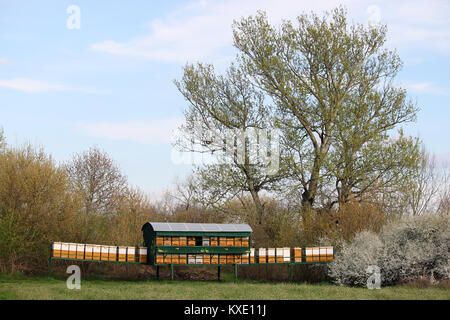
left=328, top=214, right=450, bottom=287
left=328, top=231, right=382, bottom=287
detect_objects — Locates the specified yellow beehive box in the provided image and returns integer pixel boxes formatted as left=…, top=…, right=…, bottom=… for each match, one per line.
left=138, top=247, right=147, bottom=263
left=219, top=237, right=227, bottom=247
left=226, top=254, right=234, bottom=264
left=76, top=243, right=85, bottom=260
left=100, top=245, right=109, bottom=261
left=156, top=236, right=164, bottom=246
left=179, top=254, right=187, bottom=264
left=68, top=243, right=77, bottom=259
left=188, top=237, right=196, bottom=246
left=241, top=253, right=249, bottom=264
left=171, top=254, right=180, bottom=264
left=163, top=254, right=172, bottom=264
left=219, top=254, right=227, bottom=264
left=156, top=253, right=164, bottom=264
left=127, top=246, right=136, bottom=262
left=179, top=237, right=187, bottom=246
left=172, top=237, right=180, bottom=246
left=84, top=244, right=93, bottom=260
left=60, top=242, right=70, bottom=258
left=241, top=237, right=249, bottom=247
left=163, top=236, right=171, bottom=246
left=211, top=254, right=219, bottom=264
left=210, top=237, right=218, bottom=246
left=188, top=254, right=196, bottom=264
left=92, top=245, right=102, bottom=260
left=250, top=248, right=255, bottom=264
left=292, top=248, right=302, bottom=262
left=203, top=254, right=211, bottom=264
left=267, top=248, right=275, bottom=263
left=257, top=248, right=267, bottom=263
left=234, top=237, right=242, bottom=247
left=276, top=248, right=284, bottom=263
left=226, top=237, right=234, bottom=247
left=52, top=242, right=62, bottom=258
left=118, top=246, right=127, bottom=262
left=108, top=246, right=117, bottom=261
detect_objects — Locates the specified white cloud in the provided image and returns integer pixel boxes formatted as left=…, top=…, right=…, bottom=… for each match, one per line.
left=403, top=81, right=450, bottom=96
left=0, top=58, right=8, bottom=65
left=0, top=78, right=111, bottom=94
left=90, top=0, right=450, bottom=64
left=78, top=118, right=184, bottom=144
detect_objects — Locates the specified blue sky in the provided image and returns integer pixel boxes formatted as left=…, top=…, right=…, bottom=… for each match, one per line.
left=1, top=0, right=449, bottom=197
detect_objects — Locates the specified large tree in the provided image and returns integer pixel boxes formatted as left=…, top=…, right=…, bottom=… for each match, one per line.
left=232, top=7, right=420, bottom=212
left=174, top=63, right=288, bottom=222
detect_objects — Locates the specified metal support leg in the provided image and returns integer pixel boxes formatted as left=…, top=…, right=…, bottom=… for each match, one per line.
left=48, top=258, right=53, bottom=278
left=234, top=264, right=238, bottom=283
left=288, top=264, right=292, bottom=282
left=170, top=264, right=174, bottom=281
left=218, top=266, right=221, bottom=281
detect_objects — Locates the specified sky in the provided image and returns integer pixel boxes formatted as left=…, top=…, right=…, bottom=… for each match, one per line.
left=1, top=0, right=449, bottom=198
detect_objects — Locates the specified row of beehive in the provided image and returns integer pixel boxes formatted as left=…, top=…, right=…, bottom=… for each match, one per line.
left=52, top=242, right=147, bottom=263
left=156, top=236, right=250, bottom=247
left=154, top=247, right=334, bottom=264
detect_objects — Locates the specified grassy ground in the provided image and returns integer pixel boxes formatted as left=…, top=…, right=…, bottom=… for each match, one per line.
left=0, top=273, right=448, bottom=300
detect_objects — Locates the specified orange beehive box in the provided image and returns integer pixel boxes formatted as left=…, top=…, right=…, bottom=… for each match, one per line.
left=257, top=248, right=266, bottom=263
left=210, top=237, right=218, bottom=246
left=203, top=254, right=211, bottom=264
left=163, top=236, right=171, bottom=246
left=292, top=248, right=302, bottom=262
left=179, top=254, right=187, bottom=264
left=76, top=244, right=85, bottom=260
left=118, top=246, right=127, bottom=262
left=60, top=243, right=69, bottom=258
left=234, top=255, right=242, bottom=264
left=219, top=237, right=227, bottom=247
left=163, top=254, right=172, bottom=264
left=234, top=238, right=242, bottom=247
left=211, top=254, right=219, bottom=264
left=241, top=253, right=249, bottom=264
left=276, top=248, right=284, bottom=263
left=171, top=254, right=180, bottom=264
left=226, top=254, right=234, bottom=264
left=156, top=236, right=164, bottom=246
left=172, top=237, right=180, bottom=246
left=156, top=253, right=164, bottom=264
left=188, top=237, right=196, bottom=246
left=92, top=245, right=102, bottom=260
left=250, top=248, right=255, bottom=264
left=188, top=254, right=196, bottom=264
left=84, top=244, right=93, bottom=260
left=68, top=243, right=77, bottom=259
left=127, top=246, right=136, bottom=262
left=241, top=237, right=249, bottom=247
left=179, top=237, right=187, bottom=246
left=267, top=248, right=275, bottom=263
left=108, top=246, right=117, bottom=261
left=226, top=237, right=234, bottom=247
left=52, top=242, right=62, bottom=257
left=219, top=254, right=227, bottom=264
left=138, top=247, right=147, bottom=263
left=100, top=245, right=109, bottom=261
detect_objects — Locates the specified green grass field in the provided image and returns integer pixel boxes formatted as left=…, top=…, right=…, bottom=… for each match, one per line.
left=0, top=274, right=448, bottom=300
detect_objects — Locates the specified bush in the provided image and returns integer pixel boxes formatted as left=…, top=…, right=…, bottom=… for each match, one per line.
left=328, top=213, right=450, bottom=287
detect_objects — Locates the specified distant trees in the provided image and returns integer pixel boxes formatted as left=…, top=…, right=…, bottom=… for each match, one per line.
left=0, top=127, right=6, bottom=152
left=64, top=147, right=127, bottom=216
